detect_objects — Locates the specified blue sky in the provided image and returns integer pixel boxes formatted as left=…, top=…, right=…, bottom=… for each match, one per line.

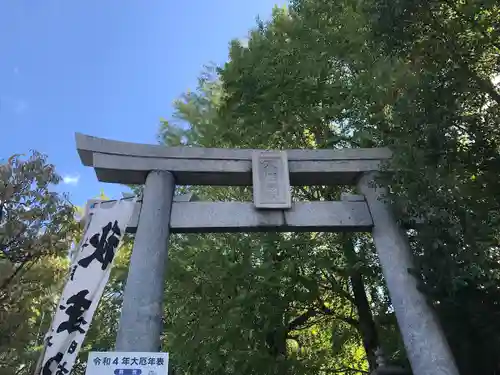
left=0, top=0, right=283, bottom=207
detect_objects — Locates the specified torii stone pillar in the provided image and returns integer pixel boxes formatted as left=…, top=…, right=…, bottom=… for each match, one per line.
left=76, top=133, right=459, bottom=375
left=358, top=173, right=459, bottom=375
left=115, top=171, right=175, bottom=351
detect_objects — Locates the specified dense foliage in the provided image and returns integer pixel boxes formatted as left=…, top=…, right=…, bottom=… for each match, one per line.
left=160, top=0, right=500, bottom=374
left=0, top=152, right=77, bottom=374
left=2, top=1, right=499, bottom=374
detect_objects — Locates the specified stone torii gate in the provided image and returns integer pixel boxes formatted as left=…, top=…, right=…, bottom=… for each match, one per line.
left=76, top=133, right=459, bottom=375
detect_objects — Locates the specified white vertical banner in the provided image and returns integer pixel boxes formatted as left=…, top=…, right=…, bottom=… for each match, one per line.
left=39, top=198, right=136, bottom=375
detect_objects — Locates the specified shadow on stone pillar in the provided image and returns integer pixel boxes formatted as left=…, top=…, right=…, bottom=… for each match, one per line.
left=357, top=172, right=459, bottom=375
left=115, top=171, right=175, bottom=352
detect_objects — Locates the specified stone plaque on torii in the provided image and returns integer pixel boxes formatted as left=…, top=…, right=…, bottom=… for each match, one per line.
left=76, top=133, right=459, bottom=375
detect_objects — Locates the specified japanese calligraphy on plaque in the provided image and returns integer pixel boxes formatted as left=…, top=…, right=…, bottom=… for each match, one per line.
left=40, top=199, right=136, bottom=375
left=252, top=151, right=292, bottom=209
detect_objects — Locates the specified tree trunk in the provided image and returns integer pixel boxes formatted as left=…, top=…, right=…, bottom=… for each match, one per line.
left=350, top=270, right=379, bottom=371
left=266, top=327, right=288, bottom=359
left=342, top=234, right=380, bottom=372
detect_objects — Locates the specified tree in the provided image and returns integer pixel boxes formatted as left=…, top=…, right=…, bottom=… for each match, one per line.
left=0, top=152, right=76, bottom=291
left=0, top=152, right=78, bottom=374
left=160, top=0, right=500, bottom=373
left=289, top=0, right=500, bottom=372
left=6, top=1, right=495, bottom=373
left=159, top=33, right=390, bottom=375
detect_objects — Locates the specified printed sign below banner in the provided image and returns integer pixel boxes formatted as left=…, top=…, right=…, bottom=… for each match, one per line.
left=85, top=352, right=169, bottom=375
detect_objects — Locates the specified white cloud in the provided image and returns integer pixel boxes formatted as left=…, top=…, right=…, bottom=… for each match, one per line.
left=62, top=174, right=80, bottom=186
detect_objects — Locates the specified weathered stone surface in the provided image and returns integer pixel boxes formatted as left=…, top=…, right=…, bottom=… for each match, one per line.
left=76, top=132, right=392, bottom=163
left=92, top=155, right=385, bottom=186
left=134, top=201, right=374, bottom=232
left=340, top=193, right=366, bottom=202
left=284, top=201, right=371, bottom=230
left=91, top=198, right=373, bottom=233
left=358, top=172, right=459, bottom=375
left=252, top=151, right=292, bottom=209
left=76, top=133, right=391, bottom=186
left=172, top=202, right=284, bottom=231
left=115, top=171, right=175, bottom=352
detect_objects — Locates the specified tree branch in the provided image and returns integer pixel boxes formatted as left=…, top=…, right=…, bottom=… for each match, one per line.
left=319, top=269, right=355, bottom=303
left=319, top=366, right=369, bottom=374
left=441, top=0, right=500, bottom=52
left=288, top=308, right=318, bottom=331
left=0, top=259, right=30, bottom=291
left=427, top=9, right=500, bottom=105
left=320, top=304, right=359, bottom=327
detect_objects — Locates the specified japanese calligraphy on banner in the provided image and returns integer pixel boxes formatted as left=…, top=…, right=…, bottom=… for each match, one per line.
left=39, top=198, right=136, bottom=375
left=85, top=351, right=169, bottom=375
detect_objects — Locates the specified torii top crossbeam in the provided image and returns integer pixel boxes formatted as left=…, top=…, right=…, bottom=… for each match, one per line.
left=75, top=133, right=391, bottom=186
